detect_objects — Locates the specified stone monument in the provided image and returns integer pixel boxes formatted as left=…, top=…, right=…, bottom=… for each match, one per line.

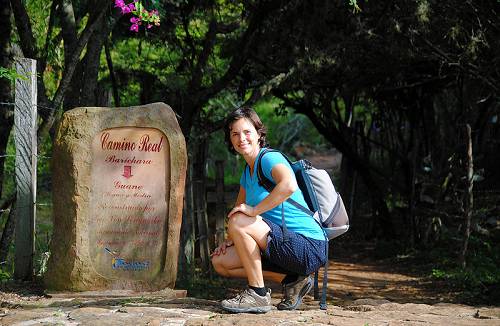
left=45, top=103, right=187, bottom=291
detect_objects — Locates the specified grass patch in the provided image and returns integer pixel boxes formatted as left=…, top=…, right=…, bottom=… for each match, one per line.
left=428, top=235, right=500, bottom=305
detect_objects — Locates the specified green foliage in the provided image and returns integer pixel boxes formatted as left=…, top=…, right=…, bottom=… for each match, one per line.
left=255, top=97, right=328, bottom=155
left=1, top=132, right=16, bottom=196
left=0, top=239, right=14, bottom=281
left=0, top=268, right=12, bottom=282
left=25, top=1, right=53, bottom=50
left=0, top=67, right=28, bottom=83
left=348, top=0, right=361, bottom=13
left=427, top=235, right=500, bottom=303
left=430, top=237, right=500, bottom=285
left=202, top=91, right=244, bottom=184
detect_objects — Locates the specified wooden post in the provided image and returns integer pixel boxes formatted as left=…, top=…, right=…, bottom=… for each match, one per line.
left=194, top=176, right=210, bottom=272
left=215, top=160, right=226, bottom=246
left=14, top=58, right=37, bottom=280
left=193, top=140, right=210, bottom=272
left=460, top=124, right=473, bottom=268
left=178, top=160, right=195, bottom=283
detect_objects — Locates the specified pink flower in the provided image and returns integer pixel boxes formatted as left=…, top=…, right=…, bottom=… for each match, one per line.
left=130, top=23, right=139, bottom=32
left=114, top=0, right=160, bottom=30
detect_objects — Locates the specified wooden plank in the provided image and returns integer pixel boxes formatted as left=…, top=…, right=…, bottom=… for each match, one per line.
left=14, top=58, right=37, bottom=280
left=195, top=178, right=210, bottom=272
left=215, top=160, right=225, bottom=246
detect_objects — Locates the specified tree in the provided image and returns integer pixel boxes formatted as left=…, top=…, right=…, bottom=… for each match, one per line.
left=0, top=0, right=13, bottom=199
left=241, top=0, right=500, bottom=243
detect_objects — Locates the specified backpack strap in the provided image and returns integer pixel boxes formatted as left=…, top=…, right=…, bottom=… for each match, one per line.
left=256, top=149, right=314, bottom=217
left=313, top=239, right=329, bottom=310
left=321, top=241, right=329, bottom=309
left=256, top=148, right=289, bottom=242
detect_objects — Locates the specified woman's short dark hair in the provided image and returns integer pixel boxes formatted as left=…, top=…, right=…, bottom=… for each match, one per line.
left=224, top=107, right=268, bottom=154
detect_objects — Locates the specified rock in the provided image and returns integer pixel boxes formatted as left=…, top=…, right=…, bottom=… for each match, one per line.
left=44, top=103, right=187, bottom=292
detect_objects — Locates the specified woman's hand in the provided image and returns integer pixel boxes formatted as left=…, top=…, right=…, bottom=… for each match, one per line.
left=210, top=239, right=234, bottom=257
left=227, top=203, right=256, bottom=218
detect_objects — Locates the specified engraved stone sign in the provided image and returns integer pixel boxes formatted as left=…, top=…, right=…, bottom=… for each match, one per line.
left=45, top=103, right=186, bottom=291
left=89, top=127, right=169, bottom=281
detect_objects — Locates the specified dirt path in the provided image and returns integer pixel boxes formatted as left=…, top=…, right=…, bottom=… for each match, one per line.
left=1, top=254, right=499, bottom=325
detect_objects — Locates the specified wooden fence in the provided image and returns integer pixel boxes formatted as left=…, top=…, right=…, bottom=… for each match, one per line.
left=13, top=58, right=38, bottom=280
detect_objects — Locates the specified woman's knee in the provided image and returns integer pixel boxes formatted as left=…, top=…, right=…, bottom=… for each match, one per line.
left=227, top=213, right=249, bottom=234
left=211, top=255, right=229, bottom=277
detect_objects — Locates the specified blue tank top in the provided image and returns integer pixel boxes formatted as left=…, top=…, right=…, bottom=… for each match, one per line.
left=240, top=148, right=325, bottom=240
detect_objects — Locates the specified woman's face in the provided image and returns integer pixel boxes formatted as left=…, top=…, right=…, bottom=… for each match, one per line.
left=229, top=118, right=260, bottom=157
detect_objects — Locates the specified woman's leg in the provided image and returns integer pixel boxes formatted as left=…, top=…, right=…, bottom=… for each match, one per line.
left=211, top=245, right=246, bottom=278
left=226, top=213, right=271, bottom=288
left=212, top=245, right=284, bottom=283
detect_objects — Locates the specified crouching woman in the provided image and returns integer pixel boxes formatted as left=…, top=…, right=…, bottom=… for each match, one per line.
left=211, top=107, right=327, bottom=313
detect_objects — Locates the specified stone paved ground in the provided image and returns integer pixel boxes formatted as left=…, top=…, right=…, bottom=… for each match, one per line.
left=1, top=255, right=499, bottom=326
left=1, top=294, right=499, bottom=325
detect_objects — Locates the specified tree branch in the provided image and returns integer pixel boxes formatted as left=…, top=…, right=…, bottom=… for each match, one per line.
left=9, top=0, right=37, bottom=59
left=188, top=17, right=217, bottom=91
left=37, top=5, right=111, bottom=142
left=40, top=0, right=60, bottom=74
left=105, top=38, right=120, bottom=107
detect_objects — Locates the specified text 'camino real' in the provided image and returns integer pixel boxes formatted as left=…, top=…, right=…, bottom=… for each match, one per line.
left=101, top=132, right=164, bottom=152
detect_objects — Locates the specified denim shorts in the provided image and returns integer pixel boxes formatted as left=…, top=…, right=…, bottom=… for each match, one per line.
left=260, top=218, right=327, bottom=276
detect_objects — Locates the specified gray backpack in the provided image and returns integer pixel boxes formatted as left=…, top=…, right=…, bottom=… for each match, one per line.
left=256, top=148, right=349, bottom=309
left=256, top=148, right=349, bottom=240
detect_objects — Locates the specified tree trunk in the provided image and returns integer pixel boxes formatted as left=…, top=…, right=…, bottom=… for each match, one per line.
left=0, top=193, right=16, bottom=263
left=104, top=39, right=120, bottom=106
left=407, top=131, right=419, bottom=247
left=178, top=159, right=195, bottom=283
left=192, top=138, right=210, bottom=272
left=65, top=2, right=111, bottom=110
left=80, top=3, right=111, bottom=106
left=0, top=0, right=13, bottom=198
left=459, top=124, right=473, bottom=268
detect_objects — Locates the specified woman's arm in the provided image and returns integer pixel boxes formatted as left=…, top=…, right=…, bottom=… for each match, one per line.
left=228, top=164, right=297, bottom=217
left=234, top=186, right=246, bottom=206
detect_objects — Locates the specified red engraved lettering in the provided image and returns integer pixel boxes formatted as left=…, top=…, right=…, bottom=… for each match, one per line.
left=101, top=132, right=137, bottom=151
left=101, top=132, right=110, bottom=149
left=138, top=134, right=163, bottom=152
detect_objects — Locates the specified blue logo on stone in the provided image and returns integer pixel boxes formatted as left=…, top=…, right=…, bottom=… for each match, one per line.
left=105, top=247, right=150, bottom=271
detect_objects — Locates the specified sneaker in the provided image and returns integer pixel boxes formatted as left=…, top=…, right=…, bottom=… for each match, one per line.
left=277, top=275, right=313, bottom=310
left=221, top=288, right=272, bottom=313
